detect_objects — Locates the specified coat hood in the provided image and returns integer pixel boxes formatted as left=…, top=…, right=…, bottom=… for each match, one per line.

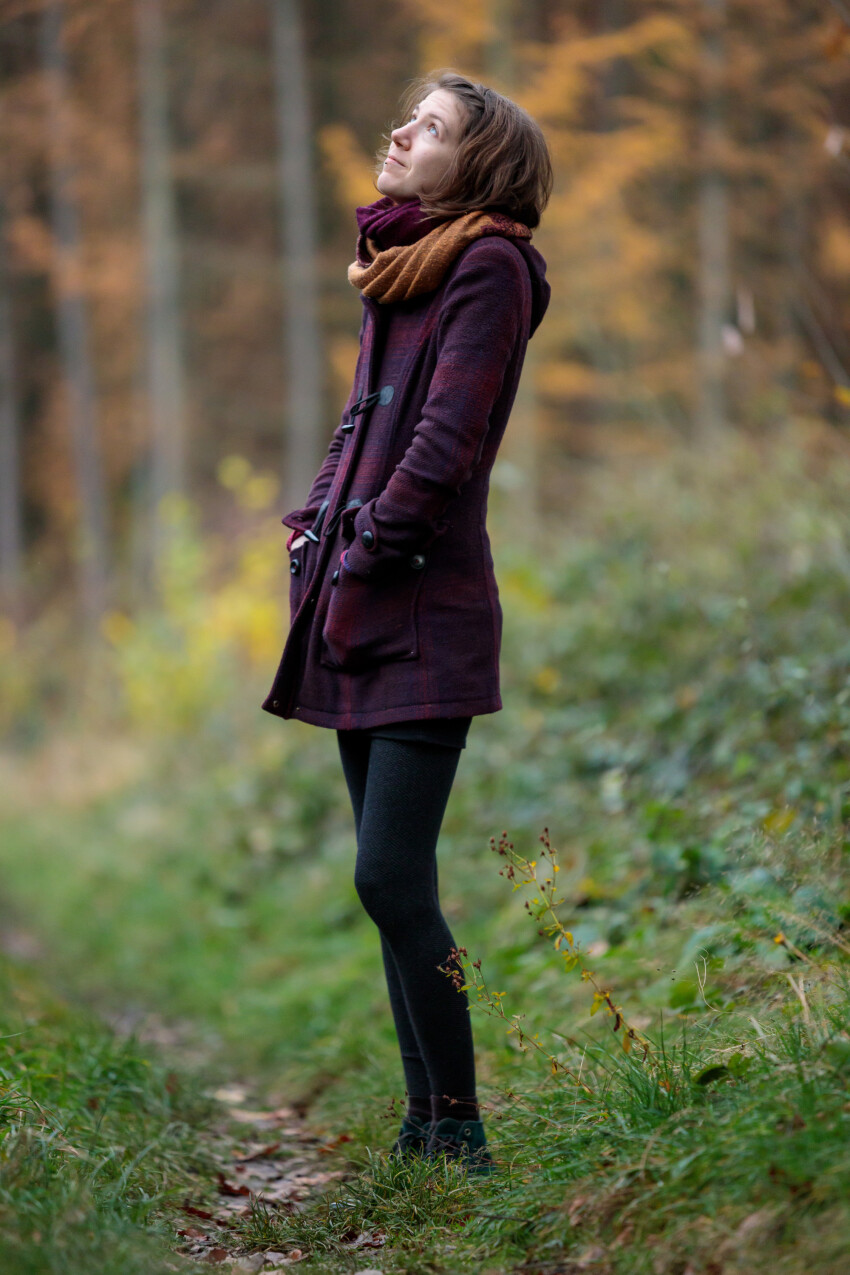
left=510, top=237, right=551, bottom=339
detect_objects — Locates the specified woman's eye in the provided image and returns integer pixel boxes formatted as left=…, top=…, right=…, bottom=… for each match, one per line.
left=406, top=116, right=438, bottom=136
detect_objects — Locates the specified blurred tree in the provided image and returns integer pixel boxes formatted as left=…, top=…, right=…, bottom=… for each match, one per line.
left=696, top=0, right=730, bottom=435
left=0, top=0, right=848, bottom=630
left=0, top=196, right=23, bottom=622
left=40, top=0, right=109, bottom=630
left=484, top=0, right=544, bottom=540
left=134, top=0, right=188, bottom=588
left=271, top=0, right=322, bottom=508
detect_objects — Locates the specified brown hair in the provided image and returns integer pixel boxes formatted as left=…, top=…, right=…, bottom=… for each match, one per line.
left=374, top=70, right=553, bottom=230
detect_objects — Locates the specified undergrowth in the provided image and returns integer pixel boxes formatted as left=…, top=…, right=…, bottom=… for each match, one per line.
left=1, top=427, right=850, bottom=1271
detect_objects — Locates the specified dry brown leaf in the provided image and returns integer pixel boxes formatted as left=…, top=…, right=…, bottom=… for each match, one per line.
left=216, top=1172, right=250, bottom=1197
left=233, top=1141, right=283, bottom=1163
left=181, top=1204, right=217, bottom=1221
left=226, top=1107, right=295, bottom=1126
left=341, top=1231, right=387, bottom=1250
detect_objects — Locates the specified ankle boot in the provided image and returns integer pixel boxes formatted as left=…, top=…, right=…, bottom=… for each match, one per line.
left=389, top=1114, right=431, bottom=1159
left=425, top=1116, right=497, bottom=1175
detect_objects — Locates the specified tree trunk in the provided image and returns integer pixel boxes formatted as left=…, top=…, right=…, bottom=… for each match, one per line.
left=0, top=198, right=23, bottom=622
left=484, top=0, right=541, bottom=545
left=134, top=0, right=187, bottom=589
left=40, top=0, right=109, bottom=631
left=696, top=0, right=730, bottom=435
left=271, top=0, right=323, bottom=509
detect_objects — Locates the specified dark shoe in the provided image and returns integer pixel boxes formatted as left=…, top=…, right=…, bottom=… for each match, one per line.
left=425, top=1116, right=497, bottom=1175
left=389, top=1114, right=431, bottom=1159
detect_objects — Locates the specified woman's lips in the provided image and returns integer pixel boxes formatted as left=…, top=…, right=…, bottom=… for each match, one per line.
left=386, top=155, right=404, bottom=168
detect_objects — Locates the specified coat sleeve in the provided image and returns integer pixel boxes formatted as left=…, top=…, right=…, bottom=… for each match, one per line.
left=343, top=239, right=530, bottom=578
left=280, top=312, right=367, bottom=534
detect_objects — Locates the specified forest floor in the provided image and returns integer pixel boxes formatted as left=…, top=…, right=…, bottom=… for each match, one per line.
left=3, top=431, right=850, bottom=1273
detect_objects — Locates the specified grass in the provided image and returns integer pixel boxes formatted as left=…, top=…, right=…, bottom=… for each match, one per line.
left=2, top=425, right=850, bottom=1271
left=0, top=956, right=213, bottom=1274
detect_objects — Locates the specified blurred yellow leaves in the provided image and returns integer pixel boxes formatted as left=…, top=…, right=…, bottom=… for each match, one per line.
left=0, top=617, right=17, bottom=656
left=398, top=0, right=492, bottom=74
left=101, top=610, right=134, bottom=646
left=317, top=123, right=378, bottom=211
left=763, top=807, right=797, bottom=837
left=533, top=665, right=561, bottom=695
left=101, top=464, right=288, bottom=731
left=217, top=455, right=279, bottom=511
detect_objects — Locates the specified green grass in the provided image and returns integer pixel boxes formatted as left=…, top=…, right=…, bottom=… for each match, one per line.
left=0, top=957, right=214, bottom=1275
left=2, top=428, right=850, bottom=1271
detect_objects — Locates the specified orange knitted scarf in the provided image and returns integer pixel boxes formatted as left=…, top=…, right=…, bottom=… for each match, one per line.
left=347, top=210, right=532, bottom=304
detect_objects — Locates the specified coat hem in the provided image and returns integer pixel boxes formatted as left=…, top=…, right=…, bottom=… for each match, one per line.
left=262, top=694, right=502, bottom=730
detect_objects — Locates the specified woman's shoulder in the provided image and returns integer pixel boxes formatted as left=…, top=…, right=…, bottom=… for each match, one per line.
left=456, top=232, right=529, bottom=268
left=443, top=234, right=531, bottom=299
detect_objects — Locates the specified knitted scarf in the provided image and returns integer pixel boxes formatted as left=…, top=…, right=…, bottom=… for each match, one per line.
left=348, top=195, right=532, bottom=304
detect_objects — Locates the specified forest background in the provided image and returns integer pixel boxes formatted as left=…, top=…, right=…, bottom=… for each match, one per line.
left=2, top=3, right=850, bottom=1274
left=2, top=0, right=849, bottom=643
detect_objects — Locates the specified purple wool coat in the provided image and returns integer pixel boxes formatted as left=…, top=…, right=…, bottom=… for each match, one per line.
left=261, top=232, right=551, bottom=731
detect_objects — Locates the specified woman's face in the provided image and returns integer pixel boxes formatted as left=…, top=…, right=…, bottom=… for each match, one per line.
left=377, top=88, right=466, bottom=203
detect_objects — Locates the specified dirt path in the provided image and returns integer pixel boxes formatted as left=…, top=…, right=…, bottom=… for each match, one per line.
left=0, top=918, right=387, bottom=1272
left=104, top=1007, right=386, bottom=1272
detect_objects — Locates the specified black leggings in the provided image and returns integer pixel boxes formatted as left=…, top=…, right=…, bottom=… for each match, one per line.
left=336, top=731, right=476, bottom=1103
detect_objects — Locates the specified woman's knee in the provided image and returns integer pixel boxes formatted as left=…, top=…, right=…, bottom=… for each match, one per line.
left=353, top=860, right=432, bottom=934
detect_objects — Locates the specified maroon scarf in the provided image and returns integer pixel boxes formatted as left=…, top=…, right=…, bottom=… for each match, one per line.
left=354, top=196, right=444, bottom=267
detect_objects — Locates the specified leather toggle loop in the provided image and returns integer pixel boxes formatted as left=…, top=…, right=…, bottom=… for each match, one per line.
left=305, top=498, right=330, bottom=542
left=323, top=496, right=364, bottom=539
left=344, top=383, right=394, bottom=429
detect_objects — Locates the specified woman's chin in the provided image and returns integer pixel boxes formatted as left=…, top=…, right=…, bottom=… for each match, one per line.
left=378, top=171, right=413, bottom=198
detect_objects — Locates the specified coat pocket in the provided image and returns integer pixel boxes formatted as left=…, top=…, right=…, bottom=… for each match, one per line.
left=320, top=560, right=427, bottom=671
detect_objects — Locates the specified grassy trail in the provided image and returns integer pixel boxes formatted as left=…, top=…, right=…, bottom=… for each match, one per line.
left=3, top=433, right=850, bottom=1272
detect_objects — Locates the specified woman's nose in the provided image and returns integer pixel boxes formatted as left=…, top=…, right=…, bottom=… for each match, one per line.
left=391, top=122, right=411, bottom=146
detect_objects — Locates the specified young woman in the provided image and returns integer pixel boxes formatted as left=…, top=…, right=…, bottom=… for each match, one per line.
left=262, top=70, right=552, bottom=1173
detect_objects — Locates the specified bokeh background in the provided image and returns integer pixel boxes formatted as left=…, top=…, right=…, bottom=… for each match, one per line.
left=3, top=5, right=850, bottom=1271
left=2, top=0, right=849, bottom=659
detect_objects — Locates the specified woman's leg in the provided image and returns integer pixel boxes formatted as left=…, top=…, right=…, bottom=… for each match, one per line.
left=350, top=736, right=478, bottom=1119
left=337, top=730, right=433, bottom=1113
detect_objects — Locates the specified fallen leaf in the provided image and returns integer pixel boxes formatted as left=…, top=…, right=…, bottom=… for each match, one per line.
left=341, top=1231, right=387, bottom=1250
left=226, top=1256, right=264, bottom=1274
left=227, top=1107, right=295, bottom=1126
left=217, top=1172, right=250, bottom=1197
left=182, top=1204, right=216, bottom=1221
left=212, top=1085, right=250, bottom=1104
left=233, top=1141, right=282, bottom=1163
left=317, top=1132, right=352, bottom=1152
